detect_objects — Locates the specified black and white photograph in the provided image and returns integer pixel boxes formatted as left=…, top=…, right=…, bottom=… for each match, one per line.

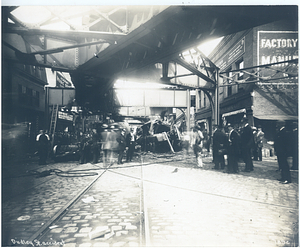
left=1, top=2, right=299, bottom=247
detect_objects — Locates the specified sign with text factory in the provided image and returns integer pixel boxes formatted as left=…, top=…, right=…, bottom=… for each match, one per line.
left=216, top=37, right=245, bottom=71
left=257, top=31, right=298, bottom=76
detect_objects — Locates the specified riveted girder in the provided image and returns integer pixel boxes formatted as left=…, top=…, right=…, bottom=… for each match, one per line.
left=2, top=5, right=297, bottom=113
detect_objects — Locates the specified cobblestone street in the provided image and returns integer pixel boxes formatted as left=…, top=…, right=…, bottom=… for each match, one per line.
left=2, top=151, right=298, bottom=247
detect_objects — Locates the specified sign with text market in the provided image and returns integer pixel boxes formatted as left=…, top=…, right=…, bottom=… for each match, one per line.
left=258, top=31, right=298, bottom=78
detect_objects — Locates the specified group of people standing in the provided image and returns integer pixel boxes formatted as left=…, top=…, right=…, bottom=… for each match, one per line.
left=79, top=125, right=137, bottom=166
left=211, top=117, right=264, bottom=173
left=206, top=117, right=297, bottom=184
left=191, top=117, right=262, bottom=174
left=274, top=120, right=298, bottom=184
left=36, top=118, right=297, bottom=186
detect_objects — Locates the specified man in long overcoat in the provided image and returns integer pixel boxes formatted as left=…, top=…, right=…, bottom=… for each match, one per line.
left=116, top=129, right=126, bottom=164
left=240, top=117, right=254, bottom=172
left=126, top=128, right=136, bottom=162
left=212, top=125, right=228, bottom=170
left=274, top=121, right=292, bottom=183
left=227, top=124, right=240, bottom=173
left=36, top=130, right=50, bottom=165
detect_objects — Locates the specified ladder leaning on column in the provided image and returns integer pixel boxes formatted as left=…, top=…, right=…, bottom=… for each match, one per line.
left=49, top=104, right=59, bottom=149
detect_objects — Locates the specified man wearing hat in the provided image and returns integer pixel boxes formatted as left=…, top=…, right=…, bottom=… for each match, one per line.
left=226, top=123, right=240, bottom=173
left=212, top=125, right=228, bottom=170
left=274, top=121, right=292, bottom=183
left=291, top=121, right=298, bottom=170
left=116, top=129, right=126, bottom=164
left=126, top=127, right=136, bottom=162
left=240, top=117, right=254, bottom=172
left=36, top=130, right=50, bottom=165
left=254, top=125, right=264, bottom=161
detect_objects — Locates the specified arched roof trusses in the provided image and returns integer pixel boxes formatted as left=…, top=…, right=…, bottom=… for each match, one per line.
left=3, top=6, right=297, bottom=83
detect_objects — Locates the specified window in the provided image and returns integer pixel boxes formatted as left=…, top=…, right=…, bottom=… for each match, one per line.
left=33, top=90, right=40, bottom=107
left=18, top=85, right=39, bottom=107
left=237, top=60, right=244, bottom=80
left=226, top=67, right=233, bottom=97
left=236, top=59, right=244, bottom=92
left=18, top=84, right=26, bottom=104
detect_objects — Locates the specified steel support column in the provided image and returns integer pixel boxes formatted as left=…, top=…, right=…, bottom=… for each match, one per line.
left=186, top=89, right=191, bottom=131
left=214, top=69, right=220, bottom=126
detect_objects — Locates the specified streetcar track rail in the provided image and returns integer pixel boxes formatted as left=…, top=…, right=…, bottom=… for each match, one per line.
left=3, top=153, right=298, bottom=246
left=2, top=163, right=101, bottom=203
left=30, top=160, right=150, bottom=246
left=28, top=164, right=112, bottom=244
left=107, top=168, right=298, bottom=211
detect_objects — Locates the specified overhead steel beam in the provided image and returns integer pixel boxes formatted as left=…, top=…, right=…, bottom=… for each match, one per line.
left=29, top=40, right=111, bottom=55
left=174, top=57, right=215, bottom=85
left=94, top=9, right=127, bottom=33
left=3, top=27, right=126, bottom=41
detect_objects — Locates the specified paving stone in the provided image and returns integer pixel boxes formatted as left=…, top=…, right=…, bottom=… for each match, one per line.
left=125, top=225, right=137, bottom=230
left=119, top=231, right=129, bottom=235
left=63, top=238, right=76, bottom=243
left=79, top=227, right=93, bottom=233
left=107, top=218, right=121, bottom=223
left=49, top=228, right=64, bottom=233
left=72, top=216, right=81, bottom=220
left=111, top=226, right=122, bottom=231
left=63, top=223, right=77, bottom=227
left=119, top=222, right=131, bottom=226
left=63, top=227, right=79, bottom=233
left=61, top=217, right=71, bottom=221
left=3, top=155, right=298, bottom=247
left=74, top=233, right=88, bottom=238
left=74, top=219, right=89, bottom=223
left=85, top=215, right=94, bottom=220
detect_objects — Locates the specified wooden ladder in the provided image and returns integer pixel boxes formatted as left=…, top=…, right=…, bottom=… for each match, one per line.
left=49, top=104, right=59, bottom=148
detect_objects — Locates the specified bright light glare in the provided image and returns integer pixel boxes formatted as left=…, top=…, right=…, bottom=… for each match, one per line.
left=114, top=79, right=167, bottom=89
left=12, top=6, right=82, bottom=31
left=12, top=6, right=50, bottom=24
left=197, top=37, right=223, bottom=56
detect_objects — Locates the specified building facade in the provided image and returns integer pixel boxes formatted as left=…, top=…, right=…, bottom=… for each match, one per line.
left=2, top=46, right=48, bottom=161
left=194, top=19, right=298, bottom=141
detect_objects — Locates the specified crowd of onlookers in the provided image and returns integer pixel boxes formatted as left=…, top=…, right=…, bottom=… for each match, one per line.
left=35, top=118, right=298, bottom=184
left=188, top=118, right=298, bottom=184
left=76, top=125, right=137, bottom=166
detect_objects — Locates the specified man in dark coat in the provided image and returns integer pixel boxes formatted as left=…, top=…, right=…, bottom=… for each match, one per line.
left=274, top=121, right=292, bottom=183
left=226, top=124, right=240, bottom=173
left=255, top=126, right=265, bottom=161
left=291, top=122, right=298, bottom=170
left=126, top=128, right=136, bottom=162
left=36, top=130, right=50, bottom=165
left=79, top=133, right=91, bottom=164
left=240, top=117, right=254, bottom=172
left=212, top=125, right=228, bottom=170
left=91, top=129, right=100, bottom=164
left=116, top=129, right=126, bottom=164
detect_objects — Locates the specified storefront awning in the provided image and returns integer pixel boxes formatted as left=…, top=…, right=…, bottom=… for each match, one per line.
left=222, top=109, right=246, bottom=117
left=254, top=114, right=298, bottom=121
